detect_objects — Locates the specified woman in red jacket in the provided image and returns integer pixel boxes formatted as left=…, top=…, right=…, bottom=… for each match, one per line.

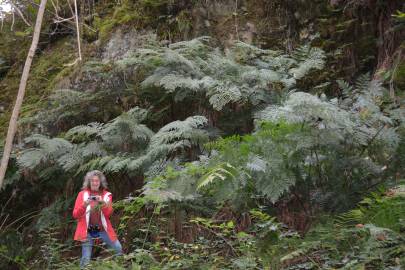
left=72, top=170, right=122, bottom=267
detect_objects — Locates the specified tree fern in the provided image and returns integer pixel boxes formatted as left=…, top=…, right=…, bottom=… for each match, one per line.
left=126, top=37, right=325, bottom=112
left=35, top=89, right=94, bottom=126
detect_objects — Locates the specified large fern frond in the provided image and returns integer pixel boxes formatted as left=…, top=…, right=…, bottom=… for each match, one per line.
left=149, top=116, right=209, bottom=154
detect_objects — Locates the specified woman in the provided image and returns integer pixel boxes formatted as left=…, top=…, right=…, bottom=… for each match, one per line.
left=72, top=170, right=123, bottom=267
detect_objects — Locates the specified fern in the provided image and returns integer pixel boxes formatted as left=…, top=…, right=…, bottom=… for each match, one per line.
left=17, top=135, right=73, bottom=169
left=17, top=149, right=48, bottom=169
left=65, top=122, right=104, bottom=142
left=197, top=163, right=240, bottom=190
left=255, top=91, right=398, bottom=148
left=100, top=108, right=154, bottom=152
left=207, top=83, right=243, bottom=111
left=336, top=186, right=405, bottom=232
left=149, top=115, right=210, bottom=155
left=289, top=45, right=325, bottom=79
left=132, top=37, right=325, bottom=112
left=56, top=145, right=84, bottom=171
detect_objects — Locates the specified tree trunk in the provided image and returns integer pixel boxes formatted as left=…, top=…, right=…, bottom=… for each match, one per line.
left=73, top=0, right=82, bottom=61
left=0, top=0, right=48, bottom=189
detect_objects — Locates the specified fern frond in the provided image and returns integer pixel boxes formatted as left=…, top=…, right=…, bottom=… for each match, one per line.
left=101, top=116, right=153, bottom=149
left=57, top=146, right=84, bottom=171
left=80, top=141, right=106, bottom=158
left=337, top=79, right=354, bottom=98
left=65, top=122, right=104, bottom=141
left=208, top=83, right=243, bottom=111
left=197, top=163, right=239, bottom=191
left=103, top=155, right=132, bottom=173
left=354, top=73, right=372, bottom=93
left=246, top=155, right=267, bottom=172
left=289, top=45, right=325, bottom=79
left=150, top=116, right=209, bottom=153
left=25, top=134, right=73, bottom=154
left=17, top=149, right=48, bottom=169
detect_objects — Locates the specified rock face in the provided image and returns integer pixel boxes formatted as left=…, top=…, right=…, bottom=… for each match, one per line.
left=102, top=29, right=157, bottom=61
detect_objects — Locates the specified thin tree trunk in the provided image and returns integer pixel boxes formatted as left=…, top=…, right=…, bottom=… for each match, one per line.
left=0, top=0, right=48, bottom=189
left=73, top=0, right=82, bottom=61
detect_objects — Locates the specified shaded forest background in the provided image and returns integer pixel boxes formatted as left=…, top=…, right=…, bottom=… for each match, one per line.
left=0, top=0, right=404, bottom=269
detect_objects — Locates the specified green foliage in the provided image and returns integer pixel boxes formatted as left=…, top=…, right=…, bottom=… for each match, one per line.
left=197, top=162, right=240, bottom=190
left=35, top=198, right=74, bottom=232
left=0, top=230, right=31, bottom=270
left=38, top=228, right=71, bottom=269
left=282, top=207, right=405, bottom=269
left=337, top=185, right=405, bottom=232
left=18, top=105, right=210, bottom=182
left=26, top=37, right=326, bottom=138
left=2, top=0, right=405, bottom=268
left=17, top=134, right=73, bottom=170
left=143, top=161, right=206, bottom=203
left=143, top=121, right=308, bottom=210
left=145, top=76, right=404, bottom=213
left=197, top=122, right=307, bottom=204
left=289, top=45, right=326, bottom=79
left=148, top=115, right=210, bottom=157
left=128, top=37, right=325, bottom=111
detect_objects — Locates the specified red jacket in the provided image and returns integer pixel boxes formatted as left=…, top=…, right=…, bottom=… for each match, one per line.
left=72, top=189, right=118, bottom=242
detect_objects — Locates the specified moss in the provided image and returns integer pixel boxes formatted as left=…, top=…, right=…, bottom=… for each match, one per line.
left=393, top=62, right=405, bottom=91
left=96, top=17, right=116, bottom=42
left=0, top=38, right=76, bottom=138
left=94, top=2, right=144, bottom=42
left=93, top=0, right=198, bottom=43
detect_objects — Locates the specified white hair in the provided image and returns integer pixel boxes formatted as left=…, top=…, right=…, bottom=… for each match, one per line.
left=82, top=170, right=108, bottom=190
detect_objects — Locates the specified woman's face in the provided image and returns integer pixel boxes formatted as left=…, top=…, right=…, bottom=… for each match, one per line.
left=90, top=176, right=101, bottom=191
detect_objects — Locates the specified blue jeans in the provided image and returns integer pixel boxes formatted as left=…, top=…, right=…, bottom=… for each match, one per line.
left=80, top=231, right=123, bottom=268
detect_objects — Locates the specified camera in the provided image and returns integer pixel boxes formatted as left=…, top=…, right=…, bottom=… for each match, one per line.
left=90, top=195, right=98, bottom=201
left=88, top=224, right=100, bottom=232
left=88, top=224, right=101, bottom=238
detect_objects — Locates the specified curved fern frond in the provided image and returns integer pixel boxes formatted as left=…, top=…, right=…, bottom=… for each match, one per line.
left=17, top=149, right=48, bottom=169
left=197, top=163, right=240, bottom=190
left=150, top=116, right=209, bottom=153
left=18, top=135, right=73, bottom=170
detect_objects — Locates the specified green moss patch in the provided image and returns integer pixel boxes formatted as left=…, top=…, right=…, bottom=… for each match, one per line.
left=0, top=38, right=76, bottom=138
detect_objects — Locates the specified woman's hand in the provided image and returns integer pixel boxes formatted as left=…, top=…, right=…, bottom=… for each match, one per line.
left=82, top=196, right=108, bottom=208
left=96, top=196, right=109, bottom=207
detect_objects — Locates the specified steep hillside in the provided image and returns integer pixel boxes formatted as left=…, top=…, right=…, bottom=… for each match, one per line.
left=0, top=1, right=404, bottom=269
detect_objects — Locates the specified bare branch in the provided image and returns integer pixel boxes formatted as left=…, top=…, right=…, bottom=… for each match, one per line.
left=10, top=2, right=31, bottom=26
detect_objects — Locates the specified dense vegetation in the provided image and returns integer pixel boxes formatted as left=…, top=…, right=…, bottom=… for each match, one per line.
left=0, top=0, right=404, bottom=269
